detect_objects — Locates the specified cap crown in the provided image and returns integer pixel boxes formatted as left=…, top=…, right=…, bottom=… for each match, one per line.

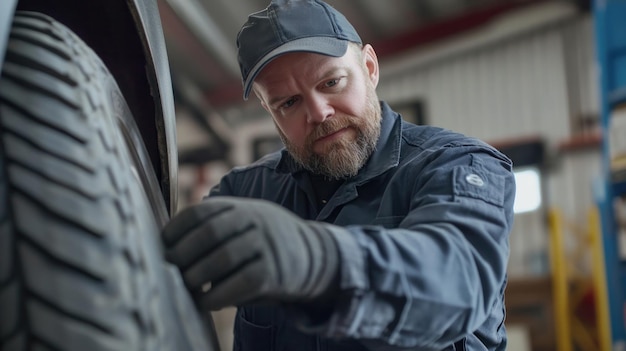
left=237, top=0, right=362, bottom=99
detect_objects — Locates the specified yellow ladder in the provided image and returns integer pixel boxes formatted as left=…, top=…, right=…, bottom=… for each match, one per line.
left=548, top=208, right=612, bottom=351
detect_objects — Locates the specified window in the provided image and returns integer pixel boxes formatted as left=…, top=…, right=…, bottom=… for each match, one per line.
left=513, top=167, right=542, bottom=214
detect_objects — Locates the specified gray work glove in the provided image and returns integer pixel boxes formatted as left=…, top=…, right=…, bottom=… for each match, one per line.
left=162, top=196, right=341, bottom=310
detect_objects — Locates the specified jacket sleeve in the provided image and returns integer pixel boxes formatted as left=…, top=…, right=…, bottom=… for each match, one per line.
left=298, top=145, right=516, bottom=350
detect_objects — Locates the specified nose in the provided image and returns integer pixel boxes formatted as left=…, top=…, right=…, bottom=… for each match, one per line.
left=305, top=94, right=334, bottom=124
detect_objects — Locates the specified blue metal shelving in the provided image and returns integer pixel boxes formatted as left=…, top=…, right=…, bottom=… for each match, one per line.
left=593, top=0, right=626, bottom=349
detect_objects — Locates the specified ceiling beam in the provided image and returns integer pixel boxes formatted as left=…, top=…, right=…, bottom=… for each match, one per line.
left=164, top=0, right=240, bottom=77
left=158, top=0, right=233, bottom=84
left=371, top=0, right=550, bottom=58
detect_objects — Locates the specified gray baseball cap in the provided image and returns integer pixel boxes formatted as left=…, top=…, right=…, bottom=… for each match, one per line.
left=236, top=0, right=362, bottom=100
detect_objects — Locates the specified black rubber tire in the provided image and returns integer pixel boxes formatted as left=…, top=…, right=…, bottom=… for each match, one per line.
left=0, top=12, right=215, bottom=351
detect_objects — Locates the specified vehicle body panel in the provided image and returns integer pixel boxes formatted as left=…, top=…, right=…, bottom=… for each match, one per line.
left=0, top=0, right=18, bottom=66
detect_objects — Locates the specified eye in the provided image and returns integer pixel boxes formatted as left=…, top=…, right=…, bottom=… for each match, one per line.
left=280, top=96, right=298, bottom=109
left=324, top=79, right=339, bottom=88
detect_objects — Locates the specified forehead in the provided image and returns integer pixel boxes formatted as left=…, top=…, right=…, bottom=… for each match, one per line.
left=255, top=49, right=358, bottom=85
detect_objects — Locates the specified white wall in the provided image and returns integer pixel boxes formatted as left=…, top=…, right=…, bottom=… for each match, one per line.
left=377, top=1, right=590, bottom=142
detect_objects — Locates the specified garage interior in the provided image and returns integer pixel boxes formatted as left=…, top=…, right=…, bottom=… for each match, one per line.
left=156, top=0, right=626, bottom=350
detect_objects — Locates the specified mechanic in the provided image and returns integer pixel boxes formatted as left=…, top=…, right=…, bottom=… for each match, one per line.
left=162, top=0, right=516, bottom=350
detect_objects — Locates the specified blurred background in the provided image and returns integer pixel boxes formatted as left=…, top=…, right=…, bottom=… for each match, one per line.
left=156, top=0, right=626, bottom=350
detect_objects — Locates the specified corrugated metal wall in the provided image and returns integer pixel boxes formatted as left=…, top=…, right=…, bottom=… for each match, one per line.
left=377, top=19, right=591, bottom=143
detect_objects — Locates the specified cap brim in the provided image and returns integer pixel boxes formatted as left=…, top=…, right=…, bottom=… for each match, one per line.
left=243, top=37, right=349, bottom=100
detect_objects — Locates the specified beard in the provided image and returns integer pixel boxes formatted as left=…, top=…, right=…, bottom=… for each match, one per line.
left=277, top=83, right=382, bottom=180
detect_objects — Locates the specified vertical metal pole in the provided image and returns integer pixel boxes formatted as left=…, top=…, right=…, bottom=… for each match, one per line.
left=549, top=209, right=573, bottom=351
left=590, top=207, right=614, bottom=351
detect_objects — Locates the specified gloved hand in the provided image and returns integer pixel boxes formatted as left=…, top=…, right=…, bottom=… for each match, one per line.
left=162, top=196, right=341, bottom=310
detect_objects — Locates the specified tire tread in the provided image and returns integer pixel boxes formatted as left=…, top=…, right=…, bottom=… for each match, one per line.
left=0, top=12, right=182, bottom=351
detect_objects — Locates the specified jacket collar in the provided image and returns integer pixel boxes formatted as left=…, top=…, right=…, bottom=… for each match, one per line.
left=276, top=101, right=401, bottom=183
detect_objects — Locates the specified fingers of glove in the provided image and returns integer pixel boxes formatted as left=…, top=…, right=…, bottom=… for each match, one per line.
left=183, top=228, right=263, bottom=291
left=164, top=203, right=255, bottom=269
left=162, top=201, right=233, bottom=246
left=198, top=260, right=271, bottom=310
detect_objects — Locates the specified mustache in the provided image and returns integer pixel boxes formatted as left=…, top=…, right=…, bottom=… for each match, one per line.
left=308, top=116, right=352, bottom=141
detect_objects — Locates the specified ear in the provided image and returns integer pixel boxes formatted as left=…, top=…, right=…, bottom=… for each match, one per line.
left=362, top=44, right=379, bottom=87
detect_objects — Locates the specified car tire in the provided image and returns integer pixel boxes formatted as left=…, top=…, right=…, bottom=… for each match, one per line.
left=0, top=11, right=217, bottom=351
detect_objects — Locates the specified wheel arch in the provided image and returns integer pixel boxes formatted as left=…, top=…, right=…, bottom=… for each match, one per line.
left=2, top=0, right=178, bottom=216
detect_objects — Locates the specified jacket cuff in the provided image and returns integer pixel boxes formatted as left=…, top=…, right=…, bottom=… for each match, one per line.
left=292, top=225, right=370, bottom=336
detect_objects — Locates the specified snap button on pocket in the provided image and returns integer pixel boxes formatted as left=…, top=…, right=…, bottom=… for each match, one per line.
left=465, top=173, right=484, bottom=187
left=454, top=166, right=505, bottom=206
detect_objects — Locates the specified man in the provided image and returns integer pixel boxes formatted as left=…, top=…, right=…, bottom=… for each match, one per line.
left=162, top=0, right=516, bottom=350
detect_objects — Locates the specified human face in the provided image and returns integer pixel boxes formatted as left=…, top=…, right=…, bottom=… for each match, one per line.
left=253, top=44, right=382, bottom=179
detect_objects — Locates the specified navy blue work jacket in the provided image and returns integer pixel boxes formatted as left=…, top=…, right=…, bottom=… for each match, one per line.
left=209, top=102, right=516, bottom=351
